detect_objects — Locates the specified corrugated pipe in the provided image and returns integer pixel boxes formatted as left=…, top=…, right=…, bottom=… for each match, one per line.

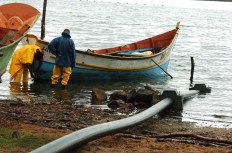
left=30, top=97, right=173, bottom=153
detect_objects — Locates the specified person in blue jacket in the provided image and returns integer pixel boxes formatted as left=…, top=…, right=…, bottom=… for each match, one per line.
left=48, top=29, right=76, bottom=89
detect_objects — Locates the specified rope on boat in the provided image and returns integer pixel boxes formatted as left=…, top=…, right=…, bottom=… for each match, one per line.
left=151, top=59, right=173, bottom=79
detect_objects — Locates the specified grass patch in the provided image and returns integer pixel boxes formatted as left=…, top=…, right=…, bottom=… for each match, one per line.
left=0, top=127, right=57, bottom=152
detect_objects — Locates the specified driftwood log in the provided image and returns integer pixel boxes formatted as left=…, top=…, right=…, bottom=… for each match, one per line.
left=118, top=133, right=232, bottom=146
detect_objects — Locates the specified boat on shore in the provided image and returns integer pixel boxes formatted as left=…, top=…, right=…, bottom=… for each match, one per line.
left=22, top=22, right=180, bottom=81
left=0, top=3, right=40, bottom=82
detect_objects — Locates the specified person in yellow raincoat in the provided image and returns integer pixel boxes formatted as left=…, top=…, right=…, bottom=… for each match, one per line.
left=9, top=45, right=44, bottom=83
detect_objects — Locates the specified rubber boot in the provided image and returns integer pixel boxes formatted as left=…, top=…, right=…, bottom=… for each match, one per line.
left=61, top=85, right=66, bottom=90
left=51, top=84, right=56, bottom=88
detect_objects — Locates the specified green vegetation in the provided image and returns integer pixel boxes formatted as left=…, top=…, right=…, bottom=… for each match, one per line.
left=0, top=128, right=56, bottom=152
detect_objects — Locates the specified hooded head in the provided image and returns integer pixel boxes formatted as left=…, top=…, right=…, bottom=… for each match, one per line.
left=34, top=48, right=44, bottom=62
left=62, top=29, right=71, bottom=38
left=63, top=29, right=70, bottom=33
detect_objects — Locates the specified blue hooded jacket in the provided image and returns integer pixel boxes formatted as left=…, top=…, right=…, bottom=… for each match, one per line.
left=48, top=32, right=76, bottom=68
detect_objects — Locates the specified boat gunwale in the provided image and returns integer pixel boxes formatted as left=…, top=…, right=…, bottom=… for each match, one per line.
left=75, top=52, right=171, bottom=71
left=24, top=27, right=179, bottom=61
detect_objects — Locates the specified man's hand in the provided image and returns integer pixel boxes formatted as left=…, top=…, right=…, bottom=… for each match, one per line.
left=25, top=63, right=36, bottom=79
left=31, top=71, right=36, bottom=79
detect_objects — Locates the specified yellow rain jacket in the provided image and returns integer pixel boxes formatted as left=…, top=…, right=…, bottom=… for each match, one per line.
left=9, top=45, right=41, bottom=82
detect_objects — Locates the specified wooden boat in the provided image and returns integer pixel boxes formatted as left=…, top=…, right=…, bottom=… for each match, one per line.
left=0, top=3, right=40, bottom=82
left=22, top=22, right=180, bottom=81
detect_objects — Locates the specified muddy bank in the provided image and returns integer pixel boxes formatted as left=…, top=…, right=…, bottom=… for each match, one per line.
left=0, top=99, right=129, bottom=131
left=0, top=100, right=232, bottom=152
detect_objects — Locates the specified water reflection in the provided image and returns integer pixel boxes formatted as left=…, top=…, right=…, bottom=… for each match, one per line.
left=8, top=82, right=32, bottom=102
left=6, top=76, right=169, bottom=106
left=50, top=89, right=72, bottom=102
left=9, top=82, right=31, bottom=95
left=9, top=82, right=22, bottom=94
left=1, top=0, right=232, bottom=128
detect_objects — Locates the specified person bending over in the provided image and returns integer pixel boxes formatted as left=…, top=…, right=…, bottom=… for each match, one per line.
left=9, top=45, right=43, bottom=83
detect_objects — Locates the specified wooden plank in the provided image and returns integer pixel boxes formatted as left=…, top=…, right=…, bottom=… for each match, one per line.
left=109, top=48, right=154, bottom=55
left=0, top=30, right=16, bottom=46
left=111, top=53, right=146, bottom=57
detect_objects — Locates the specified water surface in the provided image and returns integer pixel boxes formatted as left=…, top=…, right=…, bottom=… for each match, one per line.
left=0, top=0, right=232, bottom=128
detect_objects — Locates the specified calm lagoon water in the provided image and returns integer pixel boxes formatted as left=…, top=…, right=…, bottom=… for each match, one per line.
left=0, top=0, right=232, bottom=128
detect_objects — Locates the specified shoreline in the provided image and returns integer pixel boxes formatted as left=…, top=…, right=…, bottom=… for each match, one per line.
left=0, top=100, right=231, bottom=152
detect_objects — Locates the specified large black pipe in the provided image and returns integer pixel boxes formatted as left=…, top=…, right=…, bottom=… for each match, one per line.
left=30, top=98, right=173, bottom=153
left=31, top=88, right=204, bottom=153
left=180, top=90, right=199, bottom=100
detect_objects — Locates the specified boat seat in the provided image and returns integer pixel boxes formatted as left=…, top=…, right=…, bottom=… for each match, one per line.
left=112, top=53, right=147, bottom=57
left=0, top=30, right=17, bottom=46
left=110, top=48, right=154, bottom=56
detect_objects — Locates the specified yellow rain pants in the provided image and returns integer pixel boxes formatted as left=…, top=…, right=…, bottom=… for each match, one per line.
left=12, top=65, right=29, bottom=82
left=51, top=65, right=72, bottom=86
left=9, top=45, right=41, bottom=82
